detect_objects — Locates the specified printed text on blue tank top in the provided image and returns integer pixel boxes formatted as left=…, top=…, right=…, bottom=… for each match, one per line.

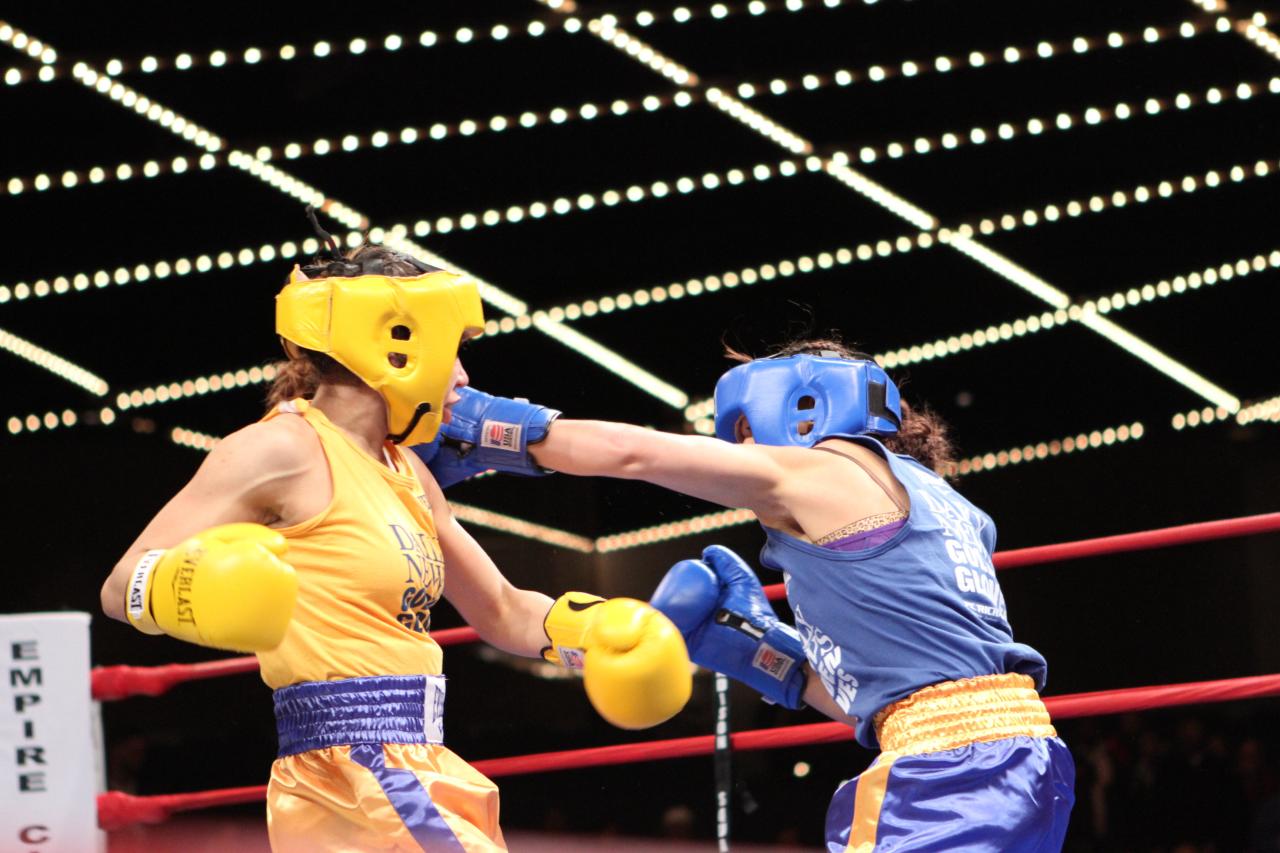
left=916, top=480, right=1007, bottom=621
left=792, top=600, right=859, bottom=714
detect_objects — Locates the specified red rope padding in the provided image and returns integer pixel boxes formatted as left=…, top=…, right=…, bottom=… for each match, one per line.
left=91, top=511, right=1280, bottom=700
left=989, top=511, right=1280, bottom=571
left=95, top=671, right=1280, bottom=830
left=91, top=626, right=480, bottom=701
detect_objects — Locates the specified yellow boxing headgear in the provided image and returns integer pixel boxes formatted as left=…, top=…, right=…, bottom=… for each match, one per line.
left=275, top=265, right=485, bottom=445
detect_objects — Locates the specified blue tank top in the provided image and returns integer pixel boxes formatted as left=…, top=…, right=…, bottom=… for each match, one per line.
left=759, top=436, right=1047, bottom=748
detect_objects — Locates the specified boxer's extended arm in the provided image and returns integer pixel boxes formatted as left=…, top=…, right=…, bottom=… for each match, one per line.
left=416, top=455, right=557, bottom=656
left=418, top=456, right=690, bottom=728
left=531, top=419, right=803, bottom=521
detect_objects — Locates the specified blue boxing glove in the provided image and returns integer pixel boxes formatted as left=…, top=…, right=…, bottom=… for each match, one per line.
left=412, top=387, right=561, bottom=488
left=650, top=545, right=806, bottom=709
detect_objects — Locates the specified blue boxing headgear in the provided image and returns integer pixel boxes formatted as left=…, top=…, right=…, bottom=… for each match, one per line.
left=713, top=352, right=901, bottom=447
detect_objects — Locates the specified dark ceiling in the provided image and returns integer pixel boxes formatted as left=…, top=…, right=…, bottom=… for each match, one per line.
left=5, top=4, right=1279, bottom=526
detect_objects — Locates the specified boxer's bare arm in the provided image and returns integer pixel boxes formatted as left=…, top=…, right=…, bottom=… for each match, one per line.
left=533, top=420, right=901, bottom=537
left=100, top=417, right=327, bottom=621
left=407, top=451, right=554, bottom=657
left=532, top=419, right=799, bottom=521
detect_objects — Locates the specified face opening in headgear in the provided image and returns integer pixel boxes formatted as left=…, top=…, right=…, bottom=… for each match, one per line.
left=275, top=208, right=486, bottom=446
left=713, top=350, right=902, bottom=447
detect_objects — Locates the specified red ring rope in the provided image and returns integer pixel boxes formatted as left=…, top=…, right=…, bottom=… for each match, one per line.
left=96, top=671, right=1280, bottom=830
left=90, top=511, right=1280, bottom=702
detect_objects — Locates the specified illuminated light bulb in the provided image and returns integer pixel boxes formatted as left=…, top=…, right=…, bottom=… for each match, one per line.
left=1143, top=26, right=1159, bottom=42
left=1073, top=36, right=1089, bottom=53
left=1004, top=46, right=1020, bottom=62
left=1037, top=41, right=1053, bottom=58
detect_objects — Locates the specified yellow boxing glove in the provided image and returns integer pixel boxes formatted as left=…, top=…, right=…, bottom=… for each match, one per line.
left=543, top=592, right=692, bottom=730
left=126, top=523, right=298, bottom=652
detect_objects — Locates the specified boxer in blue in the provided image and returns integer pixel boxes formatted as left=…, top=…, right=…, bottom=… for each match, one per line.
left=416, top=338, right=1075, bottom=851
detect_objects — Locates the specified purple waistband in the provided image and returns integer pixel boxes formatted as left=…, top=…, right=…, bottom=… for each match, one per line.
left=273, top=674, right=446, bottom=757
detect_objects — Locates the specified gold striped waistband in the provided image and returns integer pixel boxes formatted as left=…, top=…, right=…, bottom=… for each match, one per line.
left=873, top=673, right=1056, bottom=756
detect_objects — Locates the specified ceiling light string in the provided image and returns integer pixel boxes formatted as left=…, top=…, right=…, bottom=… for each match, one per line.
left=3, top=16, right=1222, bottom=195
left=0, top=325, right=109, bottom=395
left=0, top=1, right=858, bottom=85
left=1182, top=2, right=1280, bottom=61
left=840, top=75, right=1280, bottom=167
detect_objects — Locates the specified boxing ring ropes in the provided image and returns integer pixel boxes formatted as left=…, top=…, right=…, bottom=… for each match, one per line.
left=93, top=509, right=1280, bottom=832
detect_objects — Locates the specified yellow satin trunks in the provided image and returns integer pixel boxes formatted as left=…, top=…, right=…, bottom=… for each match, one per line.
left=267, top=743, right=505, bottom=852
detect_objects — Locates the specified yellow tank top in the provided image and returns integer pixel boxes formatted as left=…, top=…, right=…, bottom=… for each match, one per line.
left=256, top=399, right=444, bottom=688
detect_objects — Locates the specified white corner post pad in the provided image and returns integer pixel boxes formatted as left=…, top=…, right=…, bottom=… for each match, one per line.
left=0, top=612, right=104, bottom=852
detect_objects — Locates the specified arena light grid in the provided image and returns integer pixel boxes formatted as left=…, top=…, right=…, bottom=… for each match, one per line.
left=680, top=245, right=1280, bottom=430
left=567, top=5, right=1244, bottom=414
left=0, top=12, right=1256, bottom=421
left=0, top=28, right=693, bottom=412
left=493, top=154, right=1280, bottom=352
left=3, top=14, right=1215, bottom=196
left=7, top=122, right=1275, bottom=433
left=22, top=232, right=1270, bottom=439
left=9, top=142, right=1277, bottom=340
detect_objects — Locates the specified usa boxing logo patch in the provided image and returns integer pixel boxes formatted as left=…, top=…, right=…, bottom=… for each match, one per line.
left=558, top=646, right=586, bottom=669
left=480, top=420, right=521, bottom=452
left=752, top=643, right=795, bottom=681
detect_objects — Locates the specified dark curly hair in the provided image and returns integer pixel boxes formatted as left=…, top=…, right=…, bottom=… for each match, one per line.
left=724, top=337, right=957, bottom=475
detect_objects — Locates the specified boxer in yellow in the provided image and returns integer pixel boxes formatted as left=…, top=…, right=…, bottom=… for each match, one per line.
left=99, top=225, right=691, bottom=852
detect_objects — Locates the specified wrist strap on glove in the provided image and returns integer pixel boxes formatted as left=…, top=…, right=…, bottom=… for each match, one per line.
left=542, top=591, right=605, bottom=668
left=125, top=549, right=167, bottom=635
left=714, top=608, right=807, bottom=710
